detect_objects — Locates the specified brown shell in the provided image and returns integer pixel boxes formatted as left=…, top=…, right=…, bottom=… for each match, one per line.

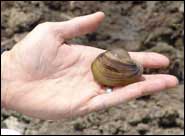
left=91, top=48, right=143, bottom=87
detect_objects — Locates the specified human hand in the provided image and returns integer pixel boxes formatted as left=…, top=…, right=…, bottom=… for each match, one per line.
left=1, top=12, right=178, bottom=120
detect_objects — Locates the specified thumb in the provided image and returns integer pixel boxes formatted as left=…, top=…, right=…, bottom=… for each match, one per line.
left=55, top=12, right=105, bottom=40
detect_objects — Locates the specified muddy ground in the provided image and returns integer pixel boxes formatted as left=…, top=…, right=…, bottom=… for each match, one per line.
left=1, top=1, right=184, bottom=135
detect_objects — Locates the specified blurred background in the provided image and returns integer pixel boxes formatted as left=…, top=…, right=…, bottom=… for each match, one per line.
left=1, top=1, right=184, bottom=135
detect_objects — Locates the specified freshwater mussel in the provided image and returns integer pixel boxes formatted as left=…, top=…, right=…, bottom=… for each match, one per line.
left=91, top=48, right=143, bottom=87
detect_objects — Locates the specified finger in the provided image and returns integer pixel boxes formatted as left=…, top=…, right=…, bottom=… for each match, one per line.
left=129, top=52, right=170, bottom=68
left=55, top=12, right=105, bottom=39
left=88, top=74, right=178, bottom=111
left=142, top=74, right=179, bottom=81
left=72, top=45, right=170, bottom=68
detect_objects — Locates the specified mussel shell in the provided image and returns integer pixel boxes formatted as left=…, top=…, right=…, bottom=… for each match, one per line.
left=91, top=48, right=143, bottom=87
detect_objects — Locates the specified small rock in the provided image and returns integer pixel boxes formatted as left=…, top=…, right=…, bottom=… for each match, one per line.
left=124, top=129, right=139, bottom=135
left=119, top=122, right=130, bottom=133
left=179, top=3, right=184, bottom=13
left=73, top=121, right=86, bottom=131
left=99, top=122, right=119, bottom=134
left=8, top=8, right=41, bottom=33
left=1, top=129, right=21, bottom=135
left=136, top=123, right=149, bottom=135
left=83, top=128, right=101, bottom=135
left=129, top=115, right=142, bottom=126
left=158, top=108, right=179, bottom=128
left=178, top=109, right=184, bottom=120
left=44, top=1, right=62, bottom=10
left=176, top=118, right=184, bottom=129
left=3, top=116, right=26, bottom=134
left=1, top=109, right=11, bottom=120
left=142, top=115, right=152, bottom=124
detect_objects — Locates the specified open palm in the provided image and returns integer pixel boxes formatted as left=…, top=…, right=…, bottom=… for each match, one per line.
left=2, top=12, right=178, bottom=120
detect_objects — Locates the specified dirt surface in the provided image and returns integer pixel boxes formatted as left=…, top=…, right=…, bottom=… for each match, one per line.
left=1, top=1, right=184, bottom=135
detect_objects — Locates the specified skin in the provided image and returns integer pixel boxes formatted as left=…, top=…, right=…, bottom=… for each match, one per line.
left=1, top=12, right=178, bottom=120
